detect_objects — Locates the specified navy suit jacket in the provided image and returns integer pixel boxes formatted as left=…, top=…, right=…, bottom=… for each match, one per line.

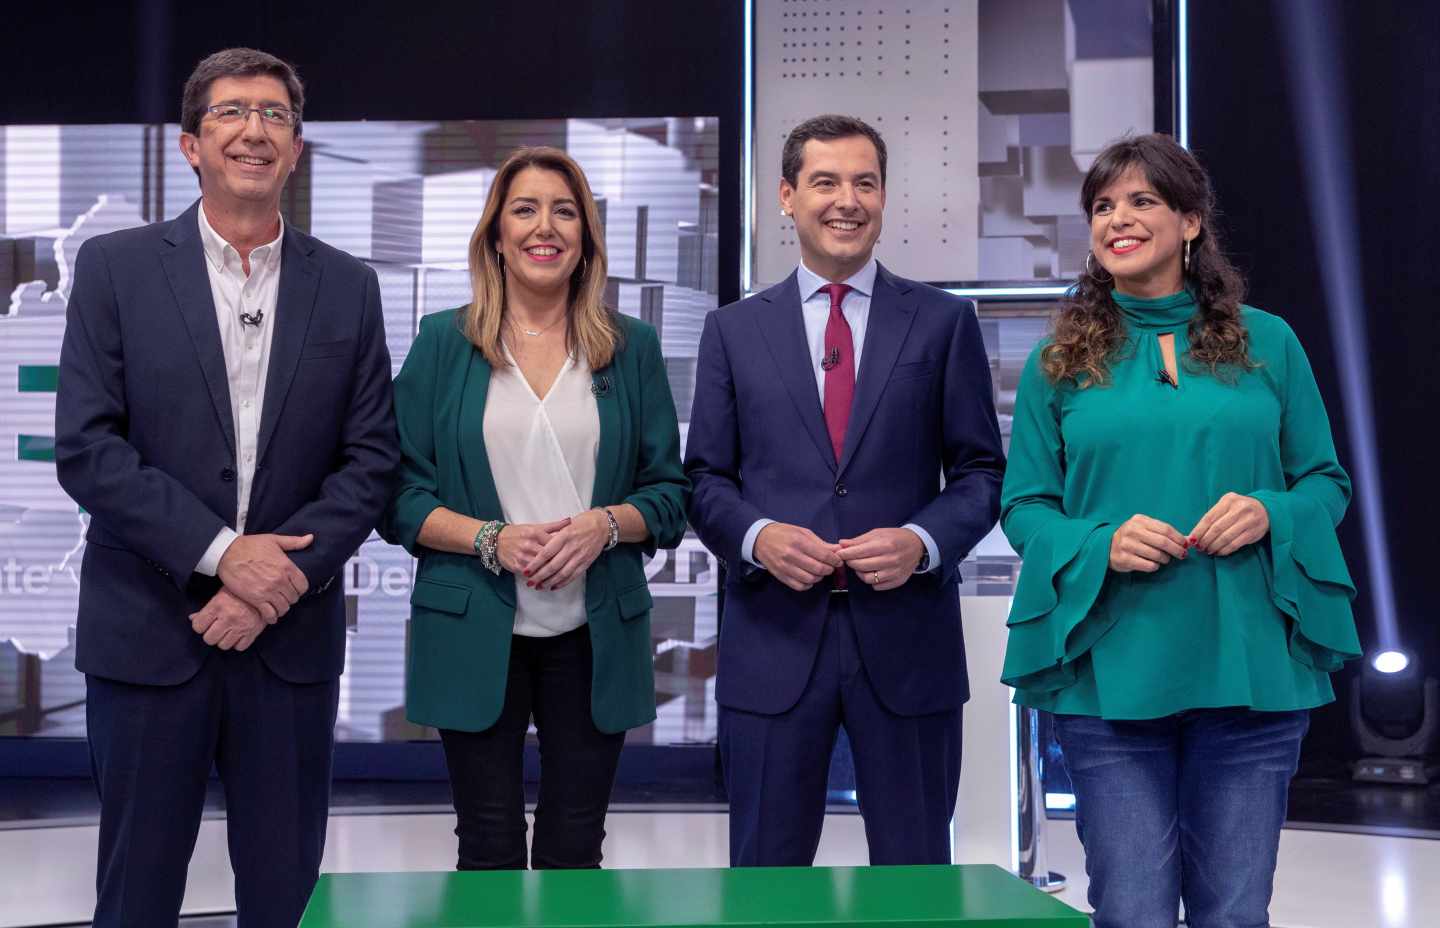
left=685, top=264, right=1004, bottom=716
left=55, top=201, right=399, bottom=686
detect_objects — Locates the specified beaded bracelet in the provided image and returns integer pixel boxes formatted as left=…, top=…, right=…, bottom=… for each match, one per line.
left=473, top=519, right=506, bottom=575
left=599, top=507, right=620, bottom=551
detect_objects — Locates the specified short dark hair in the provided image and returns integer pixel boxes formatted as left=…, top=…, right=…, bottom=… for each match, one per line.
left=181, top=48, right=305, bottom=137
left=781, top=115, right=887, bottom=188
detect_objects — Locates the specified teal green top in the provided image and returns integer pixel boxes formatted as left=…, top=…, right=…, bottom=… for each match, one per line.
left=999, top=290, right=1361, bottom=720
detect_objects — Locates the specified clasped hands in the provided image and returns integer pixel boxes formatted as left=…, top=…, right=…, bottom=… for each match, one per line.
left=754, top=523, right=925, bottom=592
left=189, top=532, right=313, bottom=651
left=1108, top=492, right=1270, bottom=573
left=497, top=510, right=612, bottom=592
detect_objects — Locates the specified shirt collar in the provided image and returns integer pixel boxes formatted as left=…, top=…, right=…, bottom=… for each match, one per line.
left=197, top=201, right=285, bottom=274
left=796, top=256, right=878, bottom=303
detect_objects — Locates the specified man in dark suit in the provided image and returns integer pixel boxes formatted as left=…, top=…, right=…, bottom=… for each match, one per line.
left=54, top=48, right=397, bottom=926
left=685, top=115, right=1004, bottom=866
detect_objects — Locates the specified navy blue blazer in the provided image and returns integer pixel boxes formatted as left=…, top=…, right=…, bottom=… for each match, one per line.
left=684, top=264, right=1005, bottom=716
left=55, top=201, right=399, bottom=686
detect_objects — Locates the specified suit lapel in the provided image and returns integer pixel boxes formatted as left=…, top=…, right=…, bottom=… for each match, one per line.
left=456, top=348, right=501, bottom=518
left=838, top=264, right=917, bottom=474
left=455, top=347, right=515, bottom=607
left=256, top=226, right=321, bottom=463
left=755, top=273, right=836, bottom=471
left=591, top=364, right=622, bottom=506
left=159, top=202, right=235, bottom=456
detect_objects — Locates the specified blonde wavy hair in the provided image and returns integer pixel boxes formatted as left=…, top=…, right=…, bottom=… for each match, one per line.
left=463, top=146, right=618, bottom=369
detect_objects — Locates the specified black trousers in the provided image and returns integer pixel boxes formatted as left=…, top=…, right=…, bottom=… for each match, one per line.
left=439, top=624, right=626, bottom=870
left=86, top=651, right=339, bottom=928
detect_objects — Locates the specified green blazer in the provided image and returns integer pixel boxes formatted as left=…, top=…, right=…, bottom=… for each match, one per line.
left=382, top=309, right=690, bottom=733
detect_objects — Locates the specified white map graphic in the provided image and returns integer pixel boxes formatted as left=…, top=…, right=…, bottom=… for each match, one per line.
left=1, top=195, right=147, bottom=659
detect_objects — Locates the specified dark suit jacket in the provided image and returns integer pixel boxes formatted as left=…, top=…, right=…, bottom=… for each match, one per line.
left=685, top=263, right=1005, bottom=716
left=55, top=200, right=399, bottom=686
left=381, top=310, right=689, bottom=734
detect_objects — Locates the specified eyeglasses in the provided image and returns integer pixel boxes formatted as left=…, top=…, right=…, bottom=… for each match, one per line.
left=204, top=104, right=300, bottom=129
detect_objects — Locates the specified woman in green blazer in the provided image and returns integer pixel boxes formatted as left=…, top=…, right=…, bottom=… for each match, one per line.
left=382, top=147, right=689, bottom=871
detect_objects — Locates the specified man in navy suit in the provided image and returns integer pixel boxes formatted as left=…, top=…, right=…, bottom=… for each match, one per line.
left=55, top=48, right=397, bottom=926
left=685, top=115, right=1004, bottom=866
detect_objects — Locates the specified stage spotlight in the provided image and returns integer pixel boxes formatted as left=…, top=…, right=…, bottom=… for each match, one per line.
left=1372, top=650, right=1410, bottom=674
left=1351, top=650, right=1439, bottom=784
left=1279, top=0, right=1403, bottom=651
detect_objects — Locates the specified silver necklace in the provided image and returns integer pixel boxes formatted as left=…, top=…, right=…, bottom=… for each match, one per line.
left=509, top=313, right=566, bottom=337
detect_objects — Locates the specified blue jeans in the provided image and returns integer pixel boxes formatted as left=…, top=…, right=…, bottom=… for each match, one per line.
left=1053, top=708, right=1309, bottom=928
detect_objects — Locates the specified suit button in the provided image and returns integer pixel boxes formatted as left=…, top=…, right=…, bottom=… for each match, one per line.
left=835, top=482, right=848, bottom=497
left=220, top=467, right=236, bottom=482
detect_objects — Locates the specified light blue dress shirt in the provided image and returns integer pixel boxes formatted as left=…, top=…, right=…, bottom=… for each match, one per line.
left=740, top=258, right=941, bottom=574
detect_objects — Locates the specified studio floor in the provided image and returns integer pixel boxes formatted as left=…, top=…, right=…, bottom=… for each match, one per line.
left=1, top=795, right=1436, bottom=928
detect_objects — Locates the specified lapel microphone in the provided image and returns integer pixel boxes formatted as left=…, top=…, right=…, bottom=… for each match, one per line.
left=591, top=375, right=612, bottom=398
left=239, top=310, right=265, bottom=328
left=1156, top=368, right=1177, bottom=388
left=821, top=347, right=840, bottom=371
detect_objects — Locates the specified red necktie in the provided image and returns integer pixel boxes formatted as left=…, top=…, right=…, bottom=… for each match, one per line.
left=820, top=283, right=855, bottom=462
left=820, top=283, right=854, bottom=590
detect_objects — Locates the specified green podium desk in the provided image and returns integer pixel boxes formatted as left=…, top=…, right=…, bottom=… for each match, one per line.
left=299, top=864, right=1087, bottom=928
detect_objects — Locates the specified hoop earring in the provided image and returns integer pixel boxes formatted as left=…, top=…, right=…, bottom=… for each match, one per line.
left=1084, top=251, right=1112, bottom=282
left=1183, top=239, right=1192, bottom=272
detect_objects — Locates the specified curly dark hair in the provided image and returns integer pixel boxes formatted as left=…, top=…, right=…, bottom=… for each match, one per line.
left=1042, top=133, right=1252, bottom=387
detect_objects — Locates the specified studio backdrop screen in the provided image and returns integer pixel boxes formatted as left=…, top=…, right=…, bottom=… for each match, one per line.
left=753, top=0, right=1156, bottom=288
left=0, top=117, right=723, bottom=744
left=2, top=0, right=1165, bottom=748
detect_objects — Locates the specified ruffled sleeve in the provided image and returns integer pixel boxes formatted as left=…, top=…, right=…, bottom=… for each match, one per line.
left=1001, top=517, right=1119, bottom=692
left=1245, top=314, right=1360, bottom=671
left=998, top=347, right=1120, bottom=693
left=1251, top=488, right=1360, bottom=671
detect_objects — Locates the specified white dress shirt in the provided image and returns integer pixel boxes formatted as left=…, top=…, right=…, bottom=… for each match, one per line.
left=740, top=258, right=940, bottom=574
left=485, top=347, right=601, bottom=637
left=193, top=204, right=285, bottom=576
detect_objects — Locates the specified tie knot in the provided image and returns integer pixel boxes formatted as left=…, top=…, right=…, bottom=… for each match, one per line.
left=820, top=283, right=853, bottom=312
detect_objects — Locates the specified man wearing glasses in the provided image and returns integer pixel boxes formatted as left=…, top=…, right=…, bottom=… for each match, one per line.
left=55, top=48, right=398, bottom=926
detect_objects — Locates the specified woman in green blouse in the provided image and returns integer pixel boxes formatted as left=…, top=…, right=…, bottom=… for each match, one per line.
left=1000, top=134, right=1359, bottom=928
